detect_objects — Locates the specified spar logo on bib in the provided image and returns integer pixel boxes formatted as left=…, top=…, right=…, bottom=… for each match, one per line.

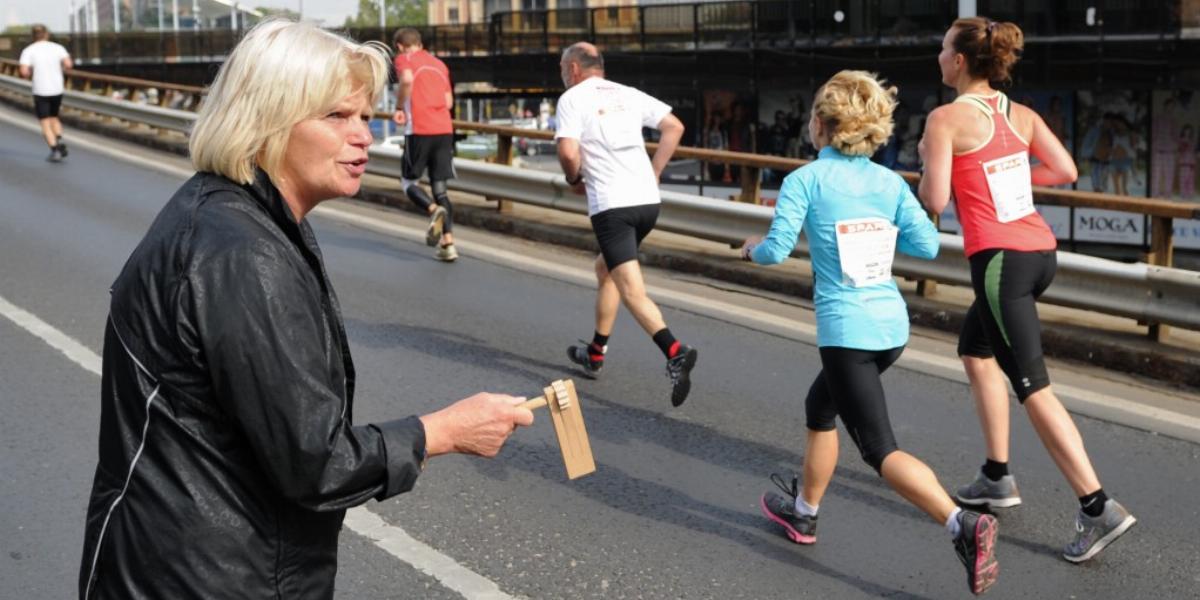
left=837, top=220, right=891, bottom=235
left=985, top=155, right=1025, bottom=175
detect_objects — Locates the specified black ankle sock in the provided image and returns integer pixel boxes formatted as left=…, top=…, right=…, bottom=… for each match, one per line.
left=588, top=333, right=608, bottom=360
left=1079, top=489, right=1108, bottom=517
left=591, top=332, right=609, bottom=350
left=981, top=459, right=1009, bottom=482
left=652, top=328, right=679, bottom=359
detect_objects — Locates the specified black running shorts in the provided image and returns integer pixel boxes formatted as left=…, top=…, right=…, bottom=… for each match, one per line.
left=589, top=203, right=660, bottom=270
left=34, top=94, right=63, bottom=119
left=805, top=346, right=904, bottom=474
left=957, top=249, right=1056, bottom=402
left=402, top=134, right=456, bottom=181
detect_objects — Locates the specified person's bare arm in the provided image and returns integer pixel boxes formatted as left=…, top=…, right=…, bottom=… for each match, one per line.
left=557, top=137, right=585, bottom=193
left=62, top=55, right=73, bottom=71
left=393, top=68, right=414, bottom=126
left=1025, top=107, right=1078, bottom=186
left=917, top=107, right=955, bottom=215
left=651, top=113, right=684, bottom=180
left=18, top=65, right=31, bottom=79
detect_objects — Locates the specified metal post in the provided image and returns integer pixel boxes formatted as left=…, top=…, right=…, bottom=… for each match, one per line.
left=379, top=0, right=386, bottom=38
left=231, top=3, right=238, bottom=31
left=113, top=0, right=121, bottom=33
left=172, top=0, right=179, bottom=31
left=192, top=0, right=199, bottom=31
left=958, top=0, right=977, bottom=18
left=159, top=0, right=164, bottom=30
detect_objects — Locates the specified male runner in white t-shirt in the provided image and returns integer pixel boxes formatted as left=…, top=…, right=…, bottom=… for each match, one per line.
left=18, top=24, right=73, bottom=162
left=554, top=42, right=698, bottom=407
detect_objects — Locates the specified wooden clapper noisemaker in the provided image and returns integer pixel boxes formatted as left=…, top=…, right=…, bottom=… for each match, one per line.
left=519, top=379, right=596, bottom=479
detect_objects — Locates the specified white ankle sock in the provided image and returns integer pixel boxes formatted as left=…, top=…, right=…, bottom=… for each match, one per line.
left=794, top=497, right=819, bottom=518
left=945, top=508, right=963, bottom=538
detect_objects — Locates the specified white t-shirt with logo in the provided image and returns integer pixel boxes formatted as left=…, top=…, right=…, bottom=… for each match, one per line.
left=554, top=77, right=672, bottom=216
left=19, top=41, right=70, bottom=97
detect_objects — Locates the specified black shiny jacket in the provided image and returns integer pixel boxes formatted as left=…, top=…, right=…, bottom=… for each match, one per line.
left=79, top=171, right=425, bottom=599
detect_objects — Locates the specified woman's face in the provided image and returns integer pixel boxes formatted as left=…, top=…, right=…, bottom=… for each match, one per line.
left=275, top=87, right=373, bottom=214
left=938, top=27, right=961, bottom=87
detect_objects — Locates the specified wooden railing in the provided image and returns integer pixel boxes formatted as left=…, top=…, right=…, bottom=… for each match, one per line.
left=5, top=60, right=1196, bottom=338
left=0, top=57, right=205, bottom=110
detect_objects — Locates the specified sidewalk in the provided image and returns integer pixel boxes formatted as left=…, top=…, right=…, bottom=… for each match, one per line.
left=7, top=90, right=1196, bottom=390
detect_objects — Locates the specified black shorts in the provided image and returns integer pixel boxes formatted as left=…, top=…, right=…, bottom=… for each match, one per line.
left=402, top=134, right=455, bottom=182
left=34, top=95, right=63, bottom=119
left=805, top=346, right=904, bottom=474
left=957, top=249, right=1056, bottom=401
left=590, top=204, right=660, bottom=269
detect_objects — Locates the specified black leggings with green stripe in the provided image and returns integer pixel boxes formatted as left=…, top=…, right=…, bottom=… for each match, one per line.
left=957, top=248, right=1057, bottom=401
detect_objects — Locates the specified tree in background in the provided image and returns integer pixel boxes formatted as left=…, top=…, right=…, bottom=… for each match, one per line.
left=343, top=0, right=428, bottom=28
left=256, top=6, right=302, bottom=21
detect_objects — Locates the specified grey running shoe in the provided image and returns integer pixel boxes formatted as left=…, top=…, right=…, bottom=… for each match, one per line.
left=57, top=141, right=68, bottom=158
left=47, top=147, right=62, bottom=162
left=1063, top=499, right=1136, bottom=563
left=956, top=470, right=1022, bottom=508
left=760, top=473, right=817, bottom=545
left=435, top=243, right=458, bottom=262
left=566, top=341, right=604, bottom=378
left=953, top=510, right=1000, bottom=595
left=426, top=205, right=447, bottom=247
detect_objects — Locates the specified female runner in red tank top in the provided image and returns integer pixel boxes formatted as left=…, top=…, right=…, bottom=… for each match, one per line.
left=917, top=17, right=1135, bottom=564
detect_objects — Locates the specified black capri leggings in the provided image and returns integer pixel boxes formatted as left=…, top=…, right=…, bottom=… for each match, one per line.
left=805, top=346, right=904, bottom=474
left=957, top=249, right=1056, bottom=401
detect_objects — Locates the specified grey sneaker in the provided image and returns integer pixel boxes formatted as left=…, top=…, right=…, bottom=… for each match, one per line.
left=1063, top=499, right=1136, bottom=563
left=956, top=470, right=1022, bottom=508
left=435, top=243, right=458, bottom=262
left=426, top=205, right=447, bottom=247
left=759, top=474, right=817, bottom=545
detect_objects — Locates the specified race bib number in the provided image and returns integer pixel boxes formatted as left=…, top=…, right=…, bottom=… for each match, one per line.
left=835, top=218, right=898, bottom=288
left=982, top=151, right=1035, bottom=223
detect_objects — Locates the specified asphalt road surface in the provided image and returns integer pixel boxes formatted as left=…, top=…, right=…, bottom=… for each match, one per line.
left=1, top=113, right=1198, bottom=599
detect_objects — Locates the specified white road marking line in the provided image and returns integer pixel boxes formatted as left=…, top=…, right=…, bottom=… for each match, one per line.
left=0, top=292, right=517, bottom=600
left=7, top=105, right=1198, bottom=439
left=343, top=507, right=519, bottom=600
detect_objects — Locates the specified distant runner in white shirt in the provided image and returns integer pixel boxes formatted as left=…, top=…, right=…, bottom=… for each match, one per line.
left=554, top=41, right=698, bottom=407
left=18, top=24, right=73, bottom=162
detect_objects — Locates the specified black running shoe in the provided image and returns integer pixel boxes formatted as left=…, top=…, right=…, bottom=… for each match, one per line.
left=760, top=473, right=817, bottom=544
left=953, top=510, right=1000, bottom=595
left=57, top=142, right=68, bottom=158
left=665, top=344, right=697, bottom=407
left=566, top=340, right=603, bottom=378
left=47, top=147, right=62, bottom=162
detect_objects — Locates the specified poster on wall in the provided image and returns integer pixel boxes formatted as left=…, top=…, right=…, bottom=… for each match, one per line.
left=757, top=87, right=814, bottom=184
left=1074, top=90, right=1149, bottom=244
left=1150, top=91, right=1200, bottom=201
left=874, top=88, right=943, bottom=173
left=1016, top=91, right=1076, bottom=239
left=702, top=89, right=757, bottom=185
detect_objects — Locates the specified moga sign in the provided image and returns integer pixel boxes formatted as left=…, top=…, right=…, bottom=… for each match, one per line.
left=1073, top=208, right=1145, bottom=244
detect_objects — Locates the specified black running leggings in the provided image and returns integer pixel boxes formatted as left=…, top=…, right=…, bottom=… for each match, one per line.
left=805, top=346, right=904, bottom=475
left=405, top=180, right=454, bottom=233
left=957, top=249, right=1056, bottom=401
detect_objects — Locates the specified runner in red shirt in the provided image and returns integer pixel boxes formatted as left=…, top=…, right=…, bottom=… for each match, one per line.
left=918, top=17, right=1135, bottom=565
left=392, top=28, right=458, bottom=261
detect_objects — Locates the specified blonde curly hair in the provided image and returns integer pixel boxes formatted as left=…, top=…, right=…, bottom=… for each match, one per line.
left=812, top=70, right=897, bottom=157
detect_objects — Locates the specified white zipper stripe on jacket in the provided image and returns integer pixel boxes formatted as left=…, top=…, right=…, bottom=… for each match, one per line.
left=85, top=320, right=161, bottom=598
left=84, top=382, right=161, bottom=599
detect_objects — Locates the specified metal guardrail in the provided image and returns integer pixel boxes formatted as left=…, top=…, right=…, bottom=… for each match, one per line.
left=365, top=145, right=1200, bottom=333
left=3, top=73, right=1198, bottom=335
left=0, top=73, right=195, bottom=132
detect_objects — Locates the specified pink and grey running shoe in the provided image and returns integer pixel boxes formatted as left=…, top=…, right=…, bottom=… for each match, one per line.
left=759, top=473, right=817, bottom=545
left=953, top=510, right=1000, bottom=595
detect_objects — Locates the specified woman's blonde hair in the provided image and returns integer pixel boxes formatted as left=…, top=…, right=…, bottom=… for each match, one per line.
left=190, top=20, right=390, bottom=184
left=812, top=70, right=897, bottom=157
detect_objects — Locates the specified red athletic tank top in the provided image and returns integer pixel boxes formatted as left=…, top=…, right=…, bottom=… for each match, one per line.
left=950, top=92, right=1057, bottom=257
